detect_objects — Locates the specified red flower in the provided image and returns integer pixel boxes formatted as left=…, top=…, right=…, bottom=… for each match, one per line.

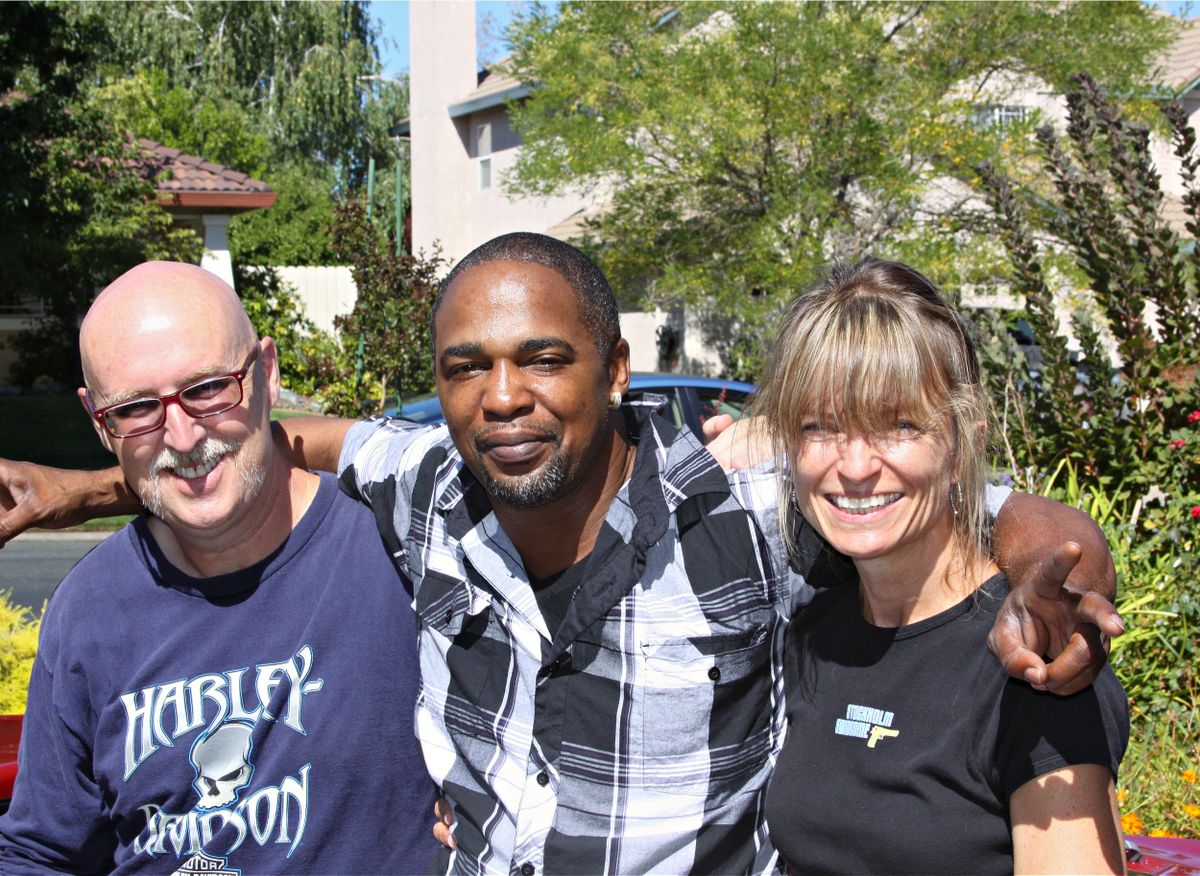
left=1191, top=506, right=1200, bottom=518
left=1172, top=439, right=1187, bottom=448
left=1190, top=410, right=1200, bottom=424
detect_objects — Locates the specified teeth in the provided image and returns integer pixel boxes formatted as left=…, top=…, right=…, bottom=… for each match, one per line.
left=831, top=493, right=901, bottom=513
left=174, top=456, right=222, bottom=480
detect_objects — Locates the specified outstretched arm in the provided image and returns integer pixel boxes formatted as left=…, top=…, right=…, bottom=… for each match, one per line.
left=0, top=459, right=138, bottom=547
left=990, top=493, right=1120, bottom=696
left=271, top=416, right=357, bottom=474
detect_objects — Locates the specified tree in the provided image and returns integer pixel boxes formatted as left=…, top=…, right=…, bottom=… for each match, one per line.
left=64, top=1, right=410, bottom=267
left=329, top=200, right=445, bottom=412
left=504, top=1, right=1176, bottom=367
left=0, top=1, right=199, bottom=386
left=978, top=73, right=1200, bottom=492
left=72, top=1, right=407, bottom=189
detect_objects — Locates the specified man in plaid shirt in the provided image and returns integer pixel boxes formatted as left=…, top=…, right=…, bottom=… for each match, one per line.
left=275, top=233, right=1119, bottom=875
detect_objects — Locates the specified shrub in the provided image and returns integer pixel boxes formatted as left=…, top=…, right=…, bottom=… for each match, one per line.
left=0, top=592, right=40, bottom=714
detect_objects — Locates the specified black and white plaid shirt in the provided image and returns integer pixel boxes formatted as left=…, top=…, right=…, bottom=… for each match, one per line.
left=339, top=397, right=812, bottom=875
left=339, top=397, right=1011, bottom=875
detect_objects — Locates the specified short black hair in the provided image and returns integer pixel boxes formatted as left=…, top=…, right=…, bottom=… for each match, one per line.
left=431, top=232, right=621, bottom=357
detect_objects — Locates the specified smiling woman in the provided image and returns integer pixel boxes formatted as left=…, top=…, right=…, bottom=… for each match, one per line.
left=754, top=257, right=1129, bottom=875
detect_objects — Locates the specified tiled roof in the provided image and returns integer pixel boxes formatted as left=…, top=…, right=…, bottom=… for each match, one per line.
left=1162, top=18, right=1200, bottom=94
left=140, top=138, right=275, bottom=212
left=465, top=58, right=521, bottom=103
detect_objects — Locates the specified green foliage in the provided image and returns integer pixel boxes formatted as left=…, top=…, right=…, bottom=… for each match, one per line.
left=329, top=199, right=445, bottom=413
left=1035, top=465, right=1199, bottom=836
left=229, top=161, right=342, bottom=266
left=89, top=68, right=272, bottom=177
left=979, top=75, right=1200, bottom=494
left=505, top=1, right=1174, bottom=369
left=0, top=592, right=40, bottom=714
left=231, top=263, right=361, bottom=416
left=1, top=1, right=201, bottom=386
left=70, top=0, right=407, bottom=189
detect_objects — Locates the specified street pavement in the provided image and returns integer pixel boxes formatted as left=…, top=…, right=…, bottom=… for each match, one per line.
left=0, top=531, right=111, bottom=613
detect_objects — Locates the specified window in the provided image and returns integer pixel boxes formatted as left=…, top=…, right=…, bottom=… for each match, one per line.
left=975, top=105, right=1030, bottom=130
left=479, top=157, right=492, bottom=190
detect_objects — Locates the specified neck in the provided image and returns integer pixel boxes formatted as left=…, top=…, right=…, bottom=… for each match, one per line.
left=149, top=454, right=320, bottom=578
left=493, top=425, right=635, bottom=580
left=854, top=522, right=998, bottom=628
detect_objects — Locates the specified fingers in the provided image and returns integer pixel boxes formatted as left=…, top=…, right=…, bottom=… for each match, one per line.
left=1030, top=542, right=1082, bottom=601
left=1040, top=625, right=1106, bottom=695
left=0, top=505, right=34, bottom=550
left=989, top=626, right=1049, bottom=688
left=702, top=414, right=734, bottom=443
left=1073, top=590, right=1125, bottom=639
left=432, top=797, right=456, bottom=849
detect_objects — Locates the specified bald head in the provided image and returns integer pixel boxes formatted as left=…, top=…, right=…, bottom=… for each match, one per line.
left=81, top=262, right=256, bottom=399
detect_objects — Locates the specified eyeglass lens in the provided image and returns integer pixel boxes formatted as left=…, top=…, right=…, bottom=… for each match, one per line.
left=103, top=375, right=243, bottom=435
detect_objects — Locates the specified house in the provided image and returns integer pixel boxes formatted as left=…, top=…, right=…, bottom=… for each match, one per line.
left=0, top=141, right=275, bottom=384
left=397, top=3, right=1198, bottom=374
left=398, top=0, right=694, bottom=374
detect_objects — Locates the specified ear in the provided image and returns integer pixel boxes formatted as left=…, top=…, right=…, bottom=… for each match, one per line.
left=608, top=337, right=631, bottom=396
left=258, top=338, right=281, bottom=411
left=77, top=387, right=115, bottom=455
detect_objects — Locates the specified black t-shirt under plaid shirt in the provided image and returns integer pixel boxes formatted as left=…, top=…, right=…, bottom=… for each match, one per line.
left=337, top=397, right=817, bottom=875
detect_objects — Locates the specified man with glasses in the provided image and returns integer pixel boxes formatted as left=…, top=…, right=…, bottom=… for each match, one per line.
left=0, top=261, right=437, bottom=874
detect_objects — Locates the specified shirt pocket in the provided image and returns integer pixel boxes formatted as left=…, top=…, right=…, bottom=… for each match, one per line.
left=637, top=625, right=773, bottom=796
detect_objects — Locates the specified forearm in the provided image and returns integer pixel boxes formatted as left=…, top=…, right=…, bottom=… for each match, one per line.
left=994, top=492, right=1115, bottom=601
left=271, top=416, right=357, bottom=474
left=0, top=460, right=139, bottom=545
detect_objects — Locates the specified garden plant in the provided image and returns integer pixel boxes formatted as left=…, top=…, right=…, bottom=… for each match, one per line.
left=979, top=74, right=1200, bottom=837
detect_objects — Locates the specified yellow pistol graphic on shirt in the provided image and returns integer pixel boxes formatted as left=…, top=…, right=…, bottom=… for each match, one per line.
left=867, top=725, right=899, bottom=748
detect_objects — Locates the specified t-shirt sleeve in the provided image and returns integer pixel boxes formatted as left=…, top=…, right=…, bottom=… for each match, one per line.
left=0, top=605, right=116, bottom=874
left=993, top=665, right=1129, bottom=798
left=985, top=483, right=1011, bottom=518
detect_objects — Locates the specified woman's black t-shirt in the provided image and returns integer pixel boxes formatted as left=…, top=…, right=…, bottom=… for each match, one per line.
left=765, top=574, right=1128, bottom=874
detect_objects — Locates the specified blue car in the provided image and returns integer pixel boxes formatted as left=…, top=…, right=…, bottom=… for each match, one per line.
left=390, top=373, right=756, bottom=437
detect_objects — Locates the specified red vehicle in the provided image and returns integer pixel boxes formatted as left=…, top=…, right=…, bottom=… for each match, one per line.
left=0, top=714, right=20, bottom=815
left=0, top=709, right=1197, bottom=868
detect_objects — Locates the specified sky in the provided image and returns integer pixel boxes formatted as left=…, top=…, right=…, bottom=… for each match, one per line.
left=371, top=1, right=537, bottom=78
left=371, top=0, right=1195, bottom=78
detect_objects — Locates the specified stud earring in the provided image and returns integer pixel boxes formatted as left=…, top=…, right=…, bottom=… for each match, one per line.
left=608, top=391, right=623, bottom=410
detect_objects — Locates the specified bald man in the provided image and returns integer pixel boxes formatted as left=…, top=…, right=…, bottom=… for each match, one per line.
left=0, top=263, right=438, bottom=874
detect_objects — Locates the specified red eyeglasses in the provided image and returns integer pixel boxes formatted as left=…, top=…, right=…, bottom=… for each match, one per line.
left=89, top=346, right=260, bottom=438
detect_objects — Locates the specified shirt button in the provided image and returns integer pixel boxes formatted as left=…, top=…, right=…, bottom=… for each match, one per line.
left=536, top=771, right=549, bottom=786
left=520, top=864, right=536, bottom=876
left=707, top=666, right=721, bottom=682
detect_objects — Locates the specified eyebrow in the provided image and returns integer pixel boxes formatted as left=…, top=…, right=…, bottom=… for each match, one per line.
left=439, top=336, right=577, bottom=366
left=96, top=366, right=234, bottom=407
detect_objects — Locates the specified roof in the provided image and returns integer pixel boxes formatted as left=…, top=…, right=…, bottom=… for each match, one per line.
left=390, top=57, right=532, bottom=137
left=1163, top=18, right=1200, bottom=95
left=140, top=139, right=276, bottom=213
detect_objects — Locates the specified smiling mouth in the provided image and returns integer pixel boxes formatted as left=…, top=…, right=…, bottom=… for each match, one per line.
left=171, top=455, right=224, bottom=480
left=828, top=493, right=902, bottom=514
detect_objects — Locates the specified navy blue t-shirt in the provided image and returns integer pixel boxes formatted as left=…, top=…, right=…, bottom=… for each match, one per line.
left=0, top=472, right=438, bottom=874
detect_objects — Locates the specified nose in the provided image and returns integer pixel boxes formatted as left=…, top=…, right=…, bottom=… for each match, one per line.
left=481, top=360, right=534, bottom=419
left=837, top=434, right=883, bottom=482
left=161, top=398, right=205, bottom=454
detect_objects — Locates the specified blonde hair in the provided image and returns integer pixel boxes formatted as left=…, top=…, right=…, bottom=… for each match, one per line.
left=750, top=257, right=992, bottom=570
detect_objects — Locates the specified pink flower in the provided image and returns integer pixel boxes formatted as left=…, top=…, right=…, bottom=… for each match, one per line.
left=1190, top=410, right=1200, bottom=424
left=1172, top=439, right=1187, bottom=448
left=1191, top=506, right=1200, bottom=518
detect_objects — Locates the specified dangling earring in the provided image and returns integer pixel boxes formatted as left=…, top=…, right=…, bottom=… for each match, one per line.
left=949, top=482, right=964, bottom=519
left=609, top=391, right=622, bottom=410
